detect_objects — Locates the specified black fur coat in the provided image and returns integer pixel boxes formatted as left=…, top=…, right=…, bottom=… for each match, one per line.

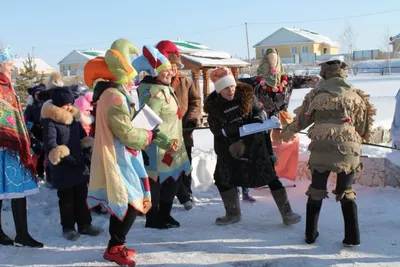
left=204, top=82, right=277, bottom=188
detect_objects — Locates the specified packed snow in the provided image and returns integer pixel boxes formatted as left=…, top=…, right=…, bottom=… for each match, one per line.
left=1, top=75, right=400, bottom=267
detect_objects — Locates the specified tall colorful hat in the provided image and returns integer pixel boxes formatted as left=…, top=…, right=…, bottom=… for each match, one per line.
left=84, top=39, right=139, bottom=88
left=155, top=40, right=184, bottom=69
left=131, top=45, right=171, bottom=77
left=0, top=45, right=13, bottom=63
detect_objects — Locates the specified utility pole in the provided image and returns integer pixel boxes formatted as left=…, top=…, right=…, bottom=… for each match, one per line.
left=245, top=23, right=251, bottom=63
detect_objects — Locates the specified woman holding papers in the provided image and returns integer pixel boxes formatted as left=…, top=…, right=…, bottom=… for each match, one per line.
left=84, top=39, right=155, bottom=267
left=204, top=66, right=301, bottom=226
left=281, top=57, right=376, bottom=247
left=133, top=45, right=191, bottom=230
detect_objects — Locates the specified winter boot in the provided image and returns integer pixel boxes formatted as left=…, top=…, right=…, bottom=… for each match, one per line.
left=159, top=200, right=180, bottom=228
left=183, top=201, right=193, bottom=210
left=11, top=198, right=44, bottom=248
left=271, top=188, right=301, bottom=226
left=216, top=188, right=241, bottom=226
left=104, top=245, right=136, bottom=267
left=78, top=224, right=103, bottom=236
left=62, top=229, right=80, bottom=241
left=0, top=200, right=13, bottom=246
left=145, top=207, right=169, bottom=229
left=341, top=200, right=360, bottom=247
left=242, top=193, right=256, bottom=203
left=305, top=203, right=321, bottom=244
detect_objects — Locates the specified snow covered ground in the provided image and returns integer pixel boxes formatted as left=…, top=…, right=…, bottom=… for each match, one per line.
left=1, top=75, right=400, bottom=267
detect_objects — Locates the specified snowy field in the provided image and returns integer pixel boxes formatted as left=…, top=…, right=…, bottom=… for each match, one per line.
left=1, top=75, right=400, bottom=267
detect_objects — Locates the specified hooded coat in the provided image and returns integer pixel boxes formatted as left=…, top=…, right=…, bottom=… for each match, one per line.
left=282, top=77, right=376, bottom=174
left=41, top=101, right=93, bottom=189
left=204, top=82, right=277, bottom=188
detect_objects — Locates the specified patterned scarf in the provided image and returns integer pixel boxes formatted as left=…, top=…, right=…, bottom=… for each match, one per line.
left=256, top=48, right=285, bottom=90
left=0, top=73, right=36, bottom=177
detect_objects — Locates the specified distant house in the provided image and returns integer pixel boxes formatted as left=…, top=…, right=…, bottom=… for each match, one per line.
left=390, top=33, right=400, bottom=54
left=58, top=49, right=106, bottom=76
left=13, top=57, right=55, bottom=75
left=253, top=27, right=339, bottom=60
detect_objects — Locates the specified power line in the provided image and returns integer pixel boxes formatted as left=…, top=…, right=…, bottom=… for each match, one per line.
left=248, top=8, right=400, bottom=25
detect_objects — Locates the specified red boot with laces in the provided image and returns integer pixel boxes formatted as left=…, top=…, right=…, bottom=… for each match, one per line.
left=103, top=245, right=136, bottom=267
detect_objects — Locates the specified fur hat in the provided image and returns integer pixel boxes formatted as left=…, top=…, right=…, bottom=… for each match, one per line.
left=47, top=72, right=65, bottom=89
left=210, top=66, right=237, bottom=94
left=75, top=91, right=94, bottom=113
left=0, top=45, right=13, bottom=63
left=28, top=83, right=46, bottom=96
left=84, top=39, right=139, bottom=88
left=132, top=45, right=171, bottom=77
left=155, top=40, right=184, bottom=69
left=51, top=86, right=75, bottom=107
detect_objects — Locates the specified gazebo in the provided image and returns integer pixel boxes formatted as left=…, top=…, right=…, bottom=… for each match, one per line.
left=172, top=40, right=251, bottom=104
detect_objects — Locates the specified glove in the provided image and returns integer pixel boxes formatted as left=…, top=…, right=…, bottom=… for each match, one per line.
left=222, top=122, right=240, bottom=138
left=229, top=141, right=246, bottom=159
left=142, top=150, right=150, bottom=166
left=61, top=155, right=79, bottom=166
left=250, top=115, right=264, bottom=124
left=151, top=127, right=159, bottom=141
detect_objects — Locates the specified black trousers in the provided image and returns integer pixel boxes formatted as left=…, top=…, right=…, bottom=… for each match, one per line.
left=216, top=178, right=284, bottom=193
left=176, top=146, right=193, bottom=204
left=57, top=183, right=92, bottom=231
left=36, top=150, right=46, bottom=178
left=108, top=206, right=139, bottom=247
left=308, top=170, right=354, bottom=205
left=151, top=178, right=180, bottom=207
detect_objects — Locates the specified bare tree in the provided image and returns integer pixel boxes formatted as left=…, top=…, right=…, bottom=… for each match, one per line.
left=378, top=28, right=392, bottom=74
left=339, top=24, right=357, bottom=75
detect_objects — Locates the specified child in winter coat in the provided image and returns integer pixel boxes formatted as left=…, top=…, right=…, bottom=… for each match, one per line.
left=41, top=87, right=103, bottom=241
left=74, top=91, right=95, bottom=137
left=204, top=66, right=301, bottom=226
left=24, top=83, right=46, bottom=179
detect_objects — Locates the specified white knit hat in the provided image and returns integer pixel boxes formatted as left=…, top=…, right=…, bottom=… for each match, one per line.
left=210, top=66, right=237, bottom=94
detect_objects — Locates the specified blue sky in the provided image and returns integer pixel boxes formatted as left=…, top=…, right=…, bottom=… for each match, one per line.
left=2, top=0, right=400, bottom=68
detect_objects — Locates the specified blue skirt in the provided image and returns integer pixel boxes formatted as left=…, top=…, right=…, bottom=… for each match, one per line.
left=0, top=148, right=39, bottom=199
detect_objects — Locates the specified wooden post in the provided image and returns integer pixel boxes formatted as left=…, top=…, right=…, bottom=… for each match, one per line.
left=231, top=67, right=239, bottom=79
left=202, top=68, right=210, bottom=104
left=191, top=68, right=200, bottom=96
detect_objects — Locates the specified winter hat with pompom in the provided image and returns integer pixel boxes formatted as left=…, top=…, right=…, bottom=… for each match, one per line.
left=131, top=45, right=171, bottom=77
left=51, top=86, right=75, bottom=107
left=210, top=66, right=237, bottom=94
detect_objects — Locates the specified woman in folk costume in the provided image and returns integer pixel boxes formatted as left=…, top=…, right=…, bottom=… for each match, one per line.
left=155, top=40, right=201, bottom=210
left=281, top=57, right=376, bottom=247
left=204, top=66, right=301, bottom=226
left=253, top=48, right=319, bottom=180
left=132, top=45, right=191, bottom=229
left=0, top=45, right=43, bottom=247
left=84, top=39, right=155, bottom=267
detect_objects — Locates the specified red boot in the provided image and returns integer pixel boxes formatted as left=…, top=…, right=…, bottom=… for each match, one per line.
left=125, top=247, right=137, bottom=258
left=104, top=245, right=136, bottom=267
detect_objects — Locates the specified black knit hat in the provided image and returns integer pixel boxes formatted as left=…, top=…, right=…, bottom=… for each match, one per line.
left=28, top=83, right=46, bottom=96
left=51, top=86, right=75, bottom=107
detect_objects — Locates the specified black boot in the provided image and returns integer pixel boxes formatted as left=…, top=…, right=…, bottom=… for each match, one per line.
left=341, top=200, right=360, bottom=247
left=305, top=202, right=321, bottom=244
left=11, top=198, right=44, bottom=248
left=145, top=207, right=169, bottom=229
left=159, top=200, right=180, bottom=228
left=0, top=200, right=13, bottom=246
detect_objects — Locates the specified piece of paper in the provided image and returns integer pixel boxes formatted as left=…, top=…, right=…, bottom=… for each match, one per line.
left=131, top=104, right=163, bottom=130
left=239, top=116, right=281, bottom=137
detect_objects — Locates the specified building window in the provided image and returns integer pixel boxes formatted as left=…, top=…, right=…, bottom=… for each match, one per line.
left=62, top=66, right=65, bottom=71
left=261, top=48, right=266, bottom=56
left=323, top=48, right=328, bottom=54
left=302, top=46, right=308, bottom=53
left=291, top=46, right=298, bottom=55
left=68, top=66, right=71, bottom=71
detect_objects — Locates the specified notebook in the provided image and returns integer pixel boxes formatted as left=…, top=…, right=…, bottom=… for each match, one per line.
left=131, top=104, right=163, bottom=130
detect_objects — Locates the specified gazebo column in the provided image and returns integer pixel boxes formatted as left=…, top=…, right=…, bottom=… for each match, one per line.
left=191, top=69, right=200, bottom=96
left=231, top=67, right=239, bottom=79
left=202, top=68, right=211, bottom=104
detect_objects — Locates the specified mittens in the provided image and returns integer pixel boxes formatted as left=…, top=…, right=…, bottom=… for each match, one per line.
left=61, top=155, right=79, bottom=166
left=229, top=141, right=246, bottom=159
